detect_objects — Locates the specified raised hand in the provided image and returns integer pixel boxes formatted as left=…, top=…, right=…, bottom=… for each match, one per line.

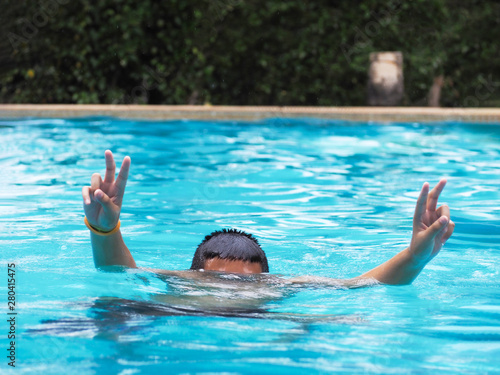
left=410, top=179, right=455, bottom=266
left=82, top=150, right=131, bottom=232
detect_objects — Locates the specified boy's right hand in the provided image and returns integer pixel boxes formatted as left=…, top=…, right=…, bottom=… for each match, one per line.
left=82, top=150, right=131, bottom=232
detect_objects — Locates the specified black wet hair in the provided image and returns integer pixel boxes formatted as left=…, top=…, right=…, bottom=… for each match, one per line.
left=190, top=229, right=269, bottom=272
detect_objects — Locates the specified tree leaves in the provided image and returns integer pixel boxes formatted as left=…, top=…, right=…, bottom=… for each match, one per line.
left=0, top=0, right=498, bottom=106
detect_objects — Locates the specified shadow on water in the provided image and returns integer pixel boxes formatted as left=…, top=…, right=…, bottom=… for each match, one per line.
left=27, top=296, right=365, bottom=340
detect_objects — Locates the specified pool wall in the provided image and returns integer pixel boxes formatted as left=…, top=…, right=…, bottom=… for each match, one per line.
left=1, top=104, right=500, bottom=123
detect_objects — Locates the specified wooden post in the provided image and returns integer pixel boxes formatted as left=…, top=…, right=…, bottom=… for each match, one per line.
left=367, top=52, right=404, bottom=106
left=427, top=75, right=444, bottom=107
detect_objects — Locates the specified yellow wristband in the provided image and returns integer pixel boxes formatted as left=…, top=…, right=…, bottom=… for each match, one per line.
left=84, top=217, right=121, bottom=236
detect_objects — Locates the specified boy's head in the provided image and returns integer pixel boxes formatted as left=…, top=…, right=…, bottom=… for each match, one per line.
left=190, top=229, right=269, bottom=274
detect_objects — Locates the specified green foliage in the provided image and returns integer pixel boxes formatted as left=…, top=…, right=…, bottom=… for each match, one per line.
left=0, top=0, right=498, bottom=106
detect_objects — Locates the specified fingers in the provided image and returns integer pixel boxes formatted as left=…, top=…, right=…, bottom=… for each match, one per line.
left=435, top=205, right=455, bottom=244
left=427, top=179, right=447, bottom=212
left=442, top=220, right=455, bottom=243
left=94, top=189, right=114, bottom=214
left=436, top=204, right=454, bottom=243
left=115, top=156, right=131, bottom=194
left=436, top=204, right=450, bottom=220
left=89, top=173, right=103, bottom=207
left=428, top=215, right=449, bottom=237
left=91, top=173, right=103, bottom=191
left=104, top=150, right=116, bottom=183
left=82, top=186, right=91, bottom=205
left=413, top=182, right=429, bottom=227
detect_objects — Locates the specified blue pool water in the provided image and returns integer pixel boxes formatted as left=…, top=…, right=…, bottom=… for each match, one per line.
left=0, top=117, right=499, bottom=374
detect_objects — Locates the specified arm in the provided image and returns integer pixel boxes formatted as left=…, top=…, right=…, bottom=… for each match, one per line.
left=360, top=179, right=454, bottom=285
left=289, top=179, right=455, bottom=287
left=82, top=150, right=137, bottom=268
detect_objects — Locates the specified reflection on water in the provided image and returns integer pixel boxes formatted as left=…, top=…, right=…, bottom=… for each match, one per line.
left=29, top=296, right=364, bottom=340
left=29, top=271, right=366, bottom=339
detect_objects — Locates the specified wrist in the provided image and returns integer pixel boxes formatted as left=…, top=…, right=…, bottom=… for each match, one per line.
left=84, top=217, right=121, bottom=236
left=406, top=244, right=429, bottom=268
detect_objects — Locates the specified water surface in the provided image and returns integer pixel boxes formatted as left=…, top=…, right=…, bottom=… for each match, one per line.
left=0, top=117, right=499, bottom=374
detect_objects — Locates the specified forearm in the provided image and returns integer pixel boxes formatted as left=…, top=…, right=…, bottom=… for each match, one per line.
left=288, top=275, right=379, bottom=288
left=359, top=247, right=425, bottom=285
left=90, top=230, right=137, bottom=268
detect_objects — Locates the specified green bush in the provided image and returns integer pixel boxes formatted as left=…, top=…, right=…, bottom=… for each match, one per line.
left=0, top=0, right=498, bottom=106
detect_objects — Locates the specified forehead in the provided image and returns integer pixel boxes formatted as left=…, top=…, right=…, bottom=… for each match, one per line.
left=203, top=258, right=262, bottom=274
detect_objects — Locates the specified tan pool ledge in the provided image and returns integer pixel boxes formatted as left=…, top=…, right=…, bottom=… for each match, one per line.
left=1, top=104, right=500, bottom=123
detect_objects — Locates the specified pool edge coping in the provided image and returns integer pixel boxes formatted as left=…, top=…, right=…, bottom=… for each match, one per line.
left=1, top=104, right=500, bottom=123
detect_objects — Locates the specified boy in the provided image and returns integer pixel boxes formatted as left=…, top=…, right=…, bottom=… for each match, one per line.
left=82, top=150, right=454, bottom=287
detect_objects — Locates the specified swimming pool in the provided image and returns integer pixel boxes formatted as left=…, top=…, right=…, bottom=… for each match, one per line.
left=1, top=117, right=499, bottom=374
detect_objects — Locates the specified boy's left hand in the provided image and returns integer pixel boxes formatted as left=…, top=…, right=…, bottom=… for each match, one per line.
left=409, top=179, right=455, bottom=266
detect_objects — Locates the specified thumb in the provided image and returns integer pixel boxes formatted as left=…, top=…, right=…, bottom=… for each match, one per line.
left=94, top=189, right=115, bottom=214
left=427, top=216, right=449, bottom=238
